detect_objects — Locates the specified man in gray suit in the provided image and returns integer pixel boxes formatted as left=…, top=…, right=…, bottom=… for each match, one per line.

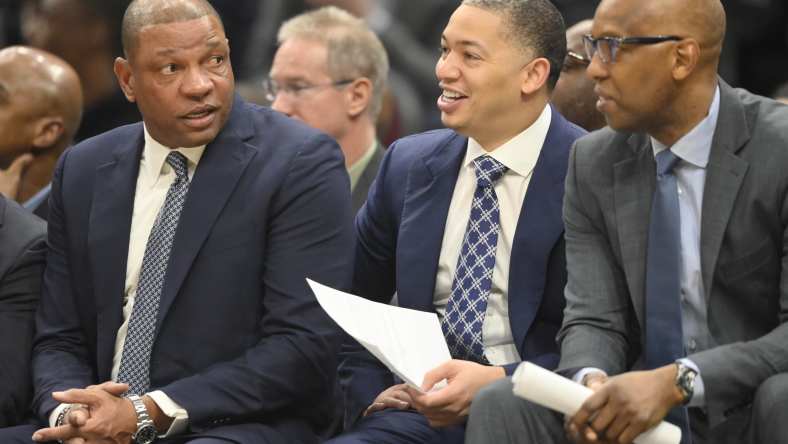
left=268, top=6, right=387, bottom=213
left=465, top=0, right=788, bottom=443
left=0, top=194, right=46, bottom=427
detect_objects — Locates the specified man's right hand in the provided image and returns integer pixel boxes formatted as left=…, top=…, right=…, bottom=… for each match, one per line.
left=0, top=153, right=33, bottom=199
left=363, top=383, right=413, bottom=416
left=565, top=372, right=610, bottom=444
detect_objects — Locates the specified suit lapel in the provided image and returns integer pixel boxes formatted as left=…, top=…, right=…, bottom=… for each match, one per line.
left=88, top=129, right=144, bottom=380
left=614, top=134, right=655, bottom=326
left=509, top=110, right=573, bottom=348
left=700, top=82, right=750, bottom=300
left=155, top=97, right=258, bottom=329
left=351, top=141, right=384, bottom=212
left=396, top=134, right=466, bottom=311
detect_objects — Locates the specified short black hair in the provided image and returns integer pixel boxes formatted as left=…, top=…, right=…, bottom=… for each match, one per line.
left=121, top=0, right=224, bottom=58
left=463, top=0, right=567, bottom=89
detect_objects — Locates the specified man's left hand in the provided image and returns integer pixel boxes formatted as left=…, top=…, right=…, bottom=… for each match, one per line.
left=32, top=386, right=137, bottom=444
left=567, top=364, right=684, bottom=444
left=405, top=359, right=505, bottom=427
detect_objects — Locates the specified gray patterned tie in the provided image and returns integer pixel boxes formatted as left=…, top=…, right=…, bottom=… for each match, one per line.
left=117, top=151, right=190, bottom=395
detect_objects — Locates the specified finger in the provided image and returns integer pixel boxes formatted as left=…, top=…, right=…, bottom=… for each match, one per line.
left=364, top=402, right=386, bottom=416
left=8, top=153, right=34, bottom=175
left=90, top=382, right=129, bottom=396
left=585, top=374, right=608, bottom=391
left=67, top=407, right=90, bottom=427
left=388, top=389, right=413, bottom=404
left=65, top=438, right=86, bottom=444
left=380, top=397, right=410, bottom=410
left=603, top=415, right=630, bottom=443
left=616, top=424, right=641, bottom=444
left=413, top=384, right=459, bottom=410
left=421, top=360, right=455, bottom=391
left=53, top=389, right=101, bottom=406
left=589, top=404, right=617, bottom=438
left=32, top=425, right=78, bottom=442
left=572, top=387, right=609, bottom=430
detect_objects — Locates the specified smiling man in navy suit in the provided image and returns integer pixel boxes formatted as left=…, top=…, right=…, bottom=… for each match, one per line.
left=330, top=1, right=586, bottom=443
left=0, top=0, right=353, bottom=443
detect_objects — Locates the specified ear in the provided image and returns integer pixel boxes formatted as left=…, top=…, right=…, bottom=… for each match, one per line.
left=672, top=39, right=699, bottom=81
left=345, top=77, right=373, bottom=118
left=520, top=57, right=551, bottom=96
left=30, top=117, right=65, bottom=150
left=114, top=57, right=137, bottom=103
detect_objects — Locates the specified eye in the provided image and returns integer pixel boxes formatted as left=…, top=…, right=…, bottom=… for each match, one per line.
left=208, top=55, right=225, bottom=66
left=160, top=63, right=178, bottom=75
left=464, top=52, right=481, bottom=61
left=439, top=45, right=449, bottom=58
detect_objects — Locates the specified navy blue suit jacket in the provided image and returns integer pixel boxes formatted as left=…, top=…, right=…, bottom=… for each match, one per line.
left=31, top=97, right=354, bottom=443
left=340, top=107, right=586, bottom=424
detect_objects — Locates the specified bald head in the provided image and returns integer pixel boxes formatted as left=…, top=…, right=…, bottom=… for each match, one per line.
left=566, top=19, right=593, bottom=54
left=0, top=46, right=83, bottom=145
left=121, top=0, right=224, bottom=59
left=597, top=0, right=725, bottom=63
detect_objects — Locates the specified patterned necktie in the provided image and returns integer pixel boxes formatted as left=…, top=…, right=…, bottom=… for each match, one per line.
left=117, top=151, right=190, bottom=395
left=442, top=155, right=508, bottom=363
left=645, top=149, right=691, bottom=443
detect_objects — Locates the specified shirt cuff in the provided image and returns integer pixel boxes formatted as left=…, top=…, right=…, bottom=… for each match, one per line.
left=147, top=390, right=189, bottom=437
left=678, top=358, right=706, bottom=407
left=573, top=367, right=608, bottom=385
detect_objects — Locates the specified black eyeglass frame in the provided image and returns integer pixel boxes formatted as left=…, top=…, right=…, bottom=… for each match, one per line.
left=563, top=50, right=591, bottom=71
left=583, top=34, right=683, bottom=64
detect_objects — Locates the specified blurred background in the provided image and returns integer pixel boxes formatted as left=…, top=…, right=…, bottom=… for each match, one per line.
left=1, top=0, right=785, bottom=144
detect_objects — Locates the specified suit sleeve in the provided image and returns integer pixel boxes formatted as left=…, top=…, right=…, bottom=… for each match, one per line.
left=338, top=142, right=400, bottom=427
left=688, top=183, right=788, bottom=426
left=32, top=151, right=97, bottom=420
left=158, top=133, right=354, bottom=426
left=0, top=232, right=46, bottom=427
left=556, top=142, right=634, bottom=377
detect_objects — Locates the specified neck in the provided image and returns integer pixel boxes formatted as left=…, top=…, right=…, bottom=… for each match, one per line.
left=649, top=78, right=717, bottom=147
left=16, top=149, right=62, bottom=202
left=473, top=97, right=548, bottom=152
left=339, top=119, right=376, bottom=168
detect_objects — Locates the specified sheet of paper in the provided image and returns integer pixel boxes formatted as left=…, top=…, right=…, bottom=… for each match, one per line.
left=307, top=279, right=452, bottom=389
left=512, top=362, right=682, bottom=444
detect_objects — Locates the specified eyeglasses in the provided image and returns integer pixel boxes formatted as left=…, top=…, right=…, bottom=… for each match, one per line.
left=262, top=77, right=354, bottom=102
left=583, top=34, right=683, bottom=64
left=562, top=50, right=591, bottom=72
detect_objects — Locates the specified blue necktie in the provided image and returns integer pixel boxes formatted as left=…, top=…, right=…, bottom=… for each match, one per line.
left=442, top=155, right=508, bottom=363
left=117, top=151, right=190, bottom=395
left=645, top=149, right=691, bottom=443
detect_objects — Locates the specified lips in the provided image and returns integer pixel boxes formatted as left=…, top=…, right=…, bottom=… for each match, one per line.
left=180, top=105, right=218, bottom=129
left=437, top=87, right=468, bottom=113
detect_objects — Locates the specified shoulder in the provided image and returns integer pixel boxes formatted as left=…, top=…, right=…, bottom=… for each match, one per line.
left=571, top=126, right=638, bottom=170
left=383, top=128, right=464, bottom=170
left=0, top=197, right=46, bottom=264
left=243, top=102, right=338, bottom=154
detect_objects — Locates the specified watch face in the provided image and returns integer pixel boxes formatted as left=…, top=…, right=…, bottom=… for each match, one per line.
left=135, top=424, right=157, bottom=444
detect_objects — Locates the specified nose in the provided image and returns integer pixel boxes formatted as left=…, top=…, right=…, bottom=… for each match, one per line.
left=181, top=66, right=213, bottom=99
left=270, top=94, right=293, bottom=116
left=585, top=50, right=608, bottom=82
left=435, top=53, right=459, bottom=83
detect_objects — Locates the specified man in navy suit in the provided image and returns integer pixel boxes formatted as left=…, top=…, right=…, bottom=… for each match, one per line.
left=330, top=1, right=586, bottom=443
left=0, top=0, right=353, bottom=443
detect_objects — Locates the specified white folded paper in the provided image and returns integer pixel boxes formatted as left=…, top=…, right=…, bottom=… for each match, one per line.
left=306, top=279, right=452, bottom=389
left=512, top=362, right=681, bottom=444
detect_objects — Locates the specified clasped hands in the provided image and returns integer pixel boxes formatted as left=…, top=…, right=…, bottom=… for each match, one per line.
left=364, top=359, right=505, bottom=427
left=32, top=382, right=139, bottom=444
left=565, top=364, right=685, bottom=444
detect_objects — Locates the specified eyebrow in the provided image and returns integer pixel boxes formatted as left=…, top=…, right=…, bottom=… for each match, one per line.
left=441, top=35, right=489, bottom=54
left=153, top=39, right=223, bottom=57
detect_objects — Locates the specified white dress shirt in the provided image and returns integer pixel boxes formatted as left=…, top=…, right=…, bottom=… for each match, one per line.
left=50, top=126, right=206, bottom=437
left=433, top=105, right=552, bottom=366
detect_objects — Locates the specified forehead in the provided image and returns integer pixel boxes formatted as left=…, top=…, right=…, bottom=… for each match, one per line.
left=592, top=0, right=656, bottom=36
left=271, top=39, right=330, bottom=79
left=443, top=5, right=507, bottom=48
left=133, top=15, right=226, bottom=58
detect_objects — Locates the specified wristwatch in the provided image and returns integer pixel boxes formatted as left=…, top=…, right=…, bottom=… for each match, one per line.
left=674, top=361, right=698, bottom=405
left=126, top=394, right=158, bottom=444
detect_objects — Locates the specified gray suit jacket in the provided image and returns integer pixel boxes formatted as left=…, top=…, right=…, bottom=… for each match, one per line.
left=350, top=142, right=384, bottom=214
left=557, top=80, right=788, bottom=427
left=0, top=195, right=46, bottom=426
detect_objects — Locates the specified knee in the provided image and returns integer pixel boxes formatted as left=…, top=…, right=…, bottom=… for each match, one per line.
left=471, top=377, right=517, bottom=414
left=753, top=373, right=788, bottom=417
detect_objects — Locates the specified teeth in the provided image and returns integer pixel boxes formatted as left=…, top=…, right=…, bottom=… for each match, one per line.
left=442, top=90, right=463, bottom=100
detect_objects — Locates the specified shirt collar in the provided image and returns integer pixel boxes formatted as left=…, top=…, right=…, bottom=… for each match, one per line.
left=142, top=124, right=207, bottom=183
left=465, top=104, right=552, bottom=178
left=650, top=85, right=720, bottom=168
left=348, top=140, right=378, bottom=191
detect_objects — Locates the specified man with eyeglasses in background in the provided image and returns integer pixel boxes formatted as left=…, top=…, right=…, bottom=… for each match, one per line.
left=466, top=0, right=788, bottom=443
left=551, top=19, right=606, bottom=132
left=267, top=6, right=388, bottom=214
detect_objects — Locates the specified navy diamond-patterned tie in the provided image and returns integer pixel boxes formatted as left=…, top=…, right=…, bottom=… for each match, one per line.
left=117, top=151, right=190, bottom=395
left=442, top=155, right=508, bottom=363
